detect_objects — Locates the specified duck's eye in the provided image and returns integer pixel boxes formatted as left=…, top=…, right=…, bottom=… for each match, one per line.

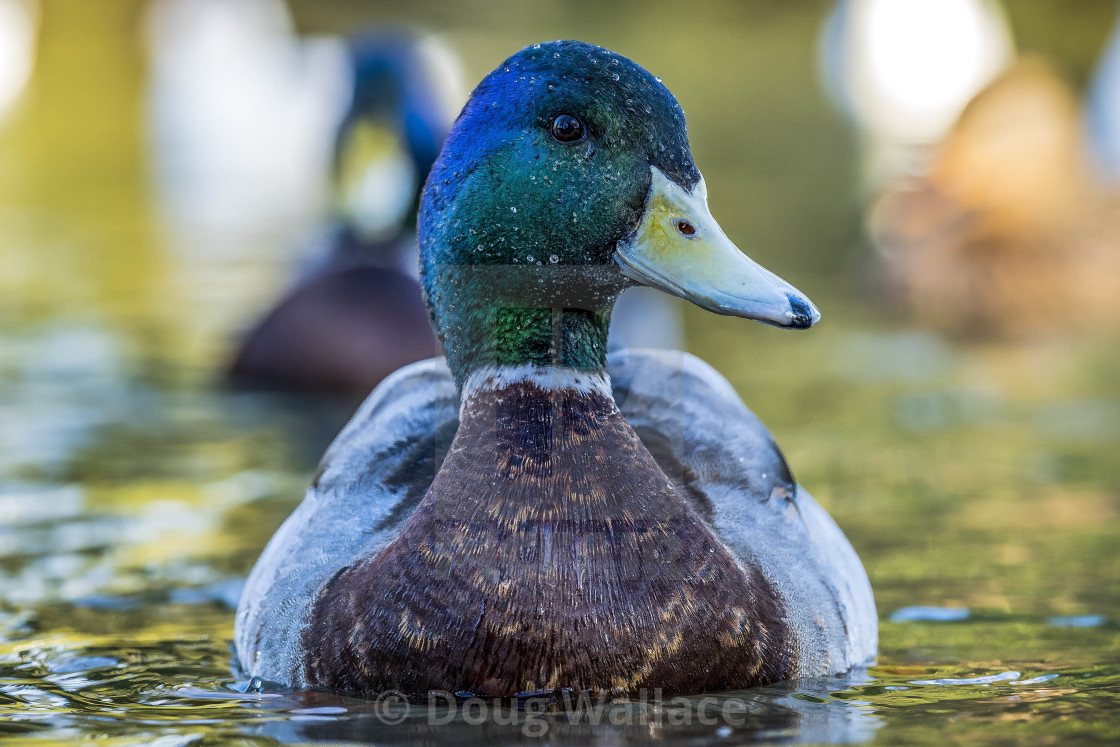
left=550, top=114, right=585, bottom=143
left=677, top=220, right=696, bottom=236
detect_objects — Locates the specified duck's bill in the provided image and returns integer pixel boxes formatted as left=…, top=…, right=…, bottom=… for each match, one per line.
left=614, top=167, right=820, bottom=329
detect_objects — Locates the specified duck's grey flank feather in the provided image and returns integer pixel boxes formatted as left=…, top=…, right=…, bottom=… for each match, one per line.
left=235, top=351, right=876, bottom=686
left=607, top=349, right=877, bottom=674
left=235, top=359, right=458, bottom=686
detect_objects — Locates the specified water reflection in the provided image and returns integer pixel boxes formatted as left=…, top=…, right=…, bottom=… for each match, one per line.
left=889, top=606, right=970, bottom=623
left=239, top=675, right=884, bottom=744
left=5, top=619, right=1114, bottom=745
left=1048, top=614, right=1107, bottom=628
left=0, top=324, right=134, bottom=479
left=0, top=624, right=887, bottom=745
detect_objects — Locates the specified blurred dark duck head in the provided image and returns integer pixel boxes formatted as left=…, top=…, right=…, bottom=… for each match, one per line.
left=332, top=30, right=459, bottom=246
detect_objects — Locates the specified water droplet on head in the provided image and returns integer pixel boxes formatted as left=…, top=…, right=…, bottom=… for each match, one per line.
left=510, top=207, right=517, bottom=213
left=612, top=74, right=619, bottom=81
left=655, top=76, right=662, bottom=83
left=526, top=255, right=535, bottom=263
left=549, top=255, right=559, bottom=264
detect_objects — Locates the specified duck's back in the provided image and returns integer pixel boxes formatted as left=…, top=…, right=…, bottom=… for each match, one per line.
left=235, top=351, right=876, bottom=688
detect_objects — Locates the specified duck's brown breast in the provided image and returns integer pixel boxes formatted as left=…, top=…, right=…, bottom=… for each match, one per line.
left=302, top=381, right=795, bottom=695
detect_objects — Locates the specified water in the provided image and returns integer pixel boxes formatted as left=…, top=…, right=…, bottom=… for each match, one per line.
left=1, top=0, right=1119, bottom=743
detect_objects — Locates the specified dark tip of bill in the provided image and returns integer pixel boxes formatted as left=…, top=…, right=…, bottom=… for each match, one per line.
left=787, top=294, right=815, bottom=329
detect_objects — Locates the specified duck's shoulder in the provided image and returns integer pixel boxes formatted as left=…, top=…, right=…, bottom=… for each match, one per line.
left=608, top=348, right=794, bottom=502
left=314, top=356, right=459, bottom=495
left=609, top=349, right=877, bottom=674
left=235, top=358, right=459, bottom=685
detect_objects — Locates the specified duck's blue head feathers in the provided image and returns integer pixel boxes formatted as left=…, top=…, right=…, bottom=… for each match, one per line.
left=420, top=40, right=698, bottom=265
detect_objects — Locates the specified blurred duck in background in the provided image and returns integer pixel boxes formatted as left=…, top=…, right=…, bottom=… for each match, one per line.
left=870, top=60, right=1120, bottom=339
left=819, top=0, right=1013, bottom=188
left=229, top=31, right=460, bottom=401
left=0, top=0, right=37, bottom=127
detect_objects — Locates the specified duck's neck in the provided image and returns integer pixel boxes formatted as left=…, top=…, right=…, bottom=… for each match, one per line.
left=440, top=304, right=614, bottom=393
left=459, top=360, right=615, bottom=416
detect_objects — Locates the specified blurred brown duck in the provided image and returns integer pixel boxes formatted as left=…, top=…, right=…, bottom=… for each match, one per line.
left=871, top=60, right=1120, bottom=338
left=229, top=32, right=455, bottom=401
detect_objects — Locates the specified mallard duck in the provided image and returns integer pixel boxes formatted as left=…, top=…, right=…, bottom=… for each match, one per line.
left=236, top=40, right=877, bottom=696
left=872, top=60, right=1120, bottom=338
left=228, top=31, right=456, bottom=400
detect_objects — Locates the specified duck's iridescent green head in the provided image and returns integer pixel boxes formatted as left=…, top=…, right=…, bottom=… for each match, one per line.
left=420, top=40, right=818, bottom=388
